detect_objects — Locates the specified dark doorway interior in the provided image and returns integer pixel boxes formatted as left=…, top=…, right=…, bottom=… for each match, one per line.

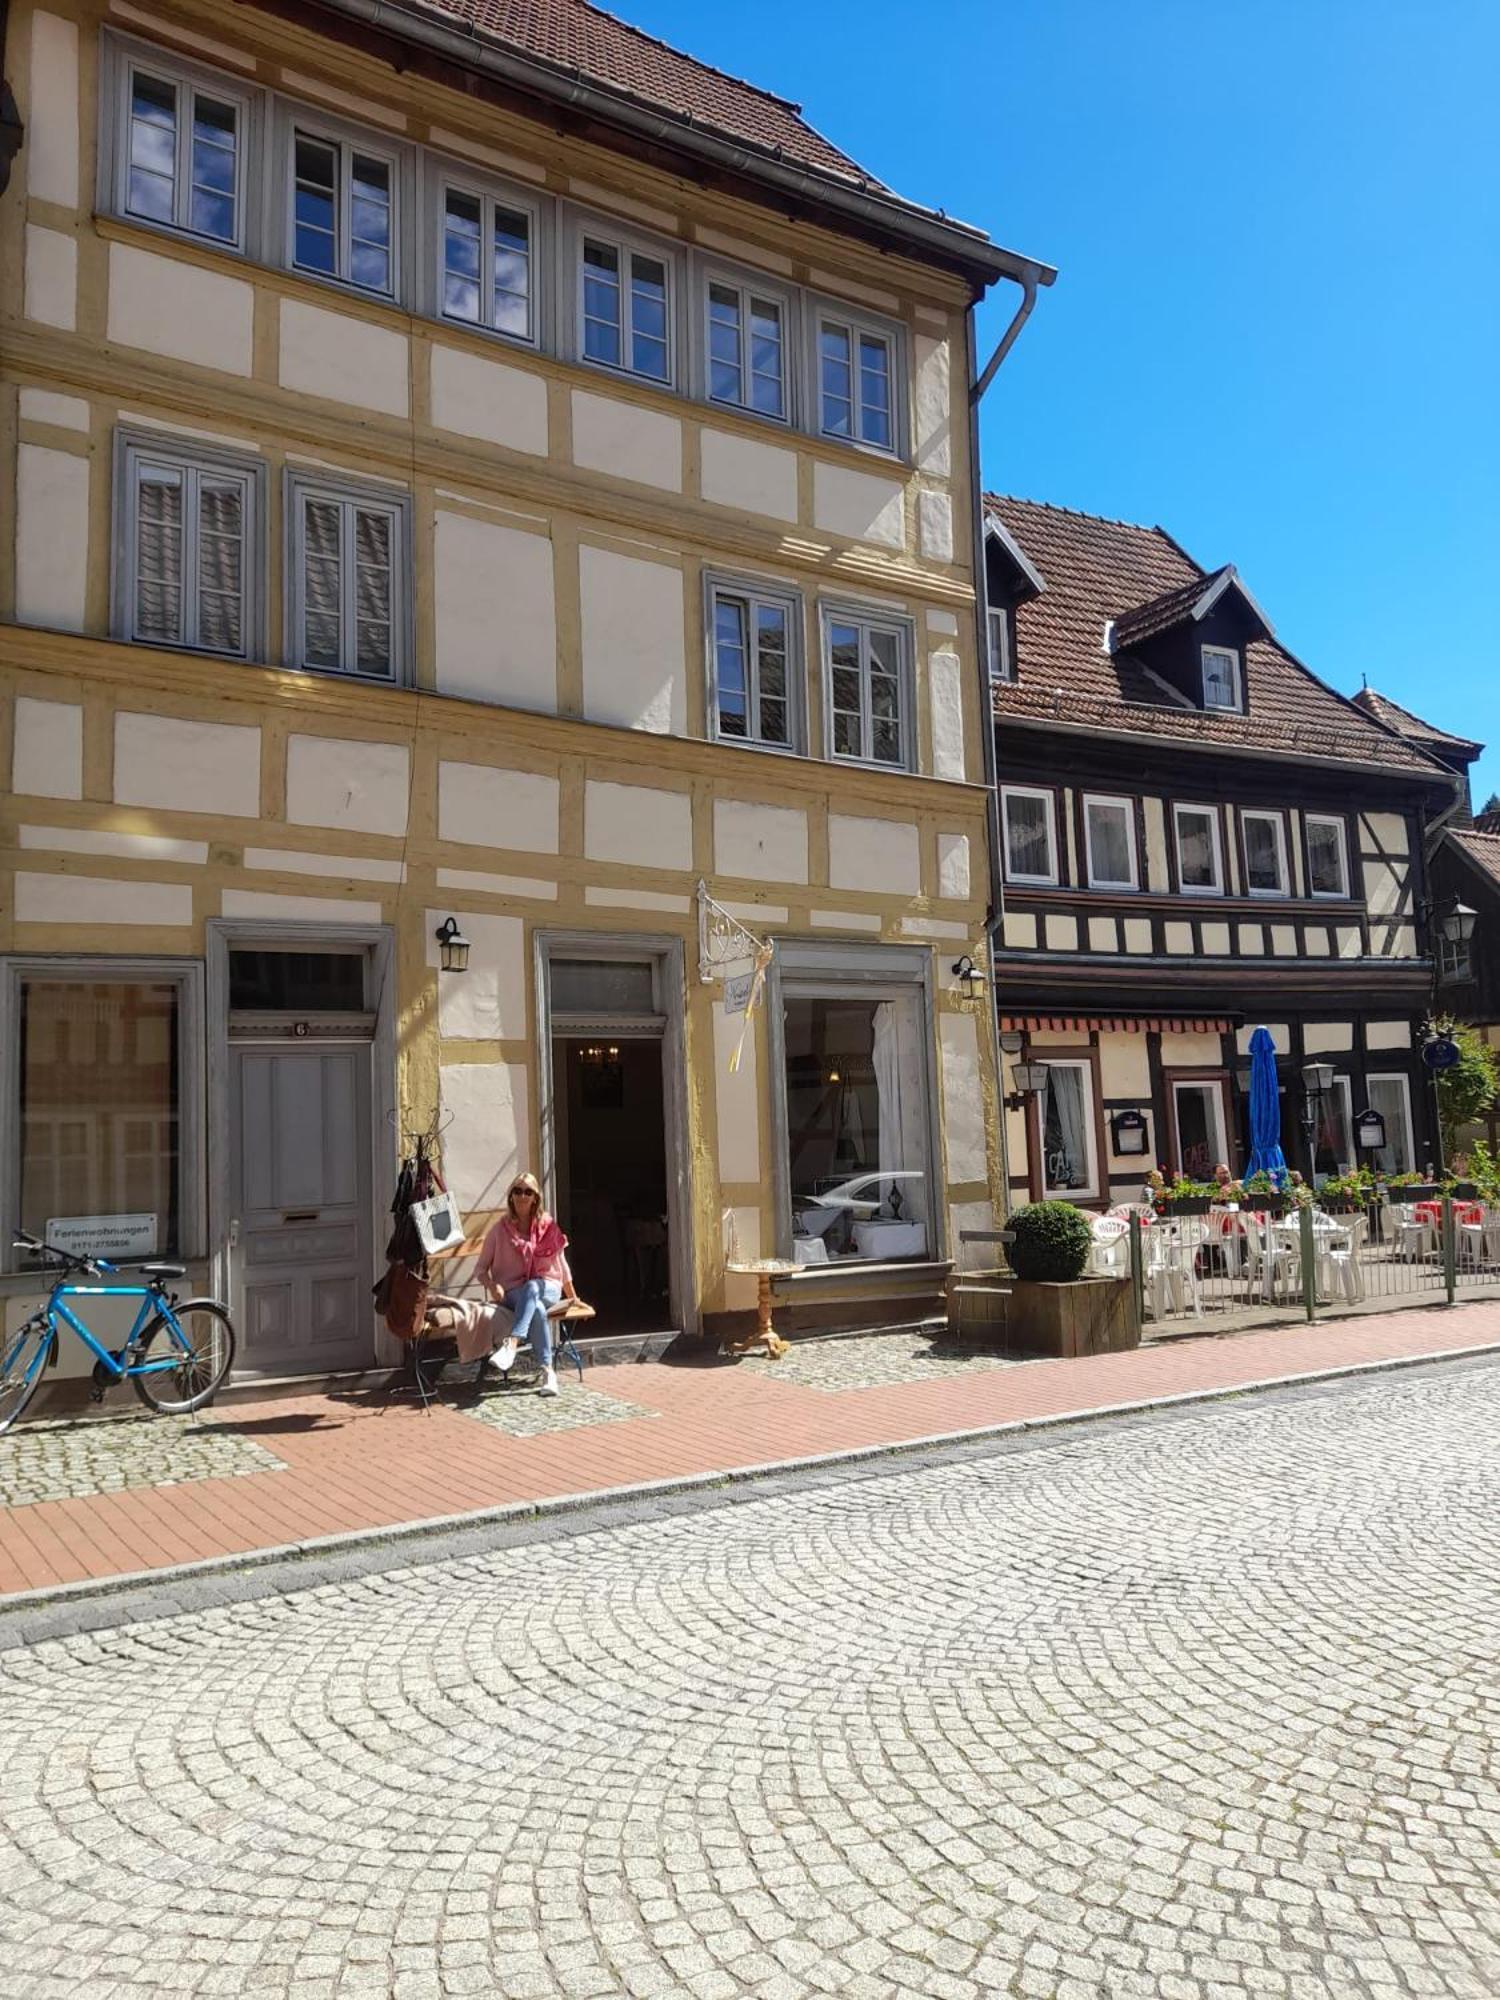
left=553, top=1037, right=671, bottom=1332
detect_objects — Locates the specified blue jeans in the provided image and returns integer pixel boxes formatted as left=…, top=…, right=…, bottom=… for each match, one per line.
left=501, top=1280, right=561, bottom=1367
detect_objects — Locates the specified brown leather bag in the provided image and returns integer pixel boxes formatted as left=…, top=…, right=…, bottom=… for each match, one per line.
left=372, top=1263, right=430, bottom=1342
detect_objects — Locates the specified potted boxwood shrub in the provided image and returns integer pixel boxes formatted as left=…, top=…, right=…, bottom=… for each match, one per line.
left=1004, top=1200, right=1138, bottom=1358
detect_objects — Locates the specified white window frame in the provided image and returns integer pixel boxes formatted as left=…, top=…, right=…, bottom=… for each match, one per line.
left=1170, top=1078, right=1230, bottom=1180
left=284, top=469, right=411, bottom=683
left=820, top=603, right=915, bottom=772
left=1173, top=802, right=1224, bottom=895
left=1438, top=933, right=1473, bottom=982
left=987, top=605, right=1013, bottom=683
left=1082, top=793, right=1138, bottom=891
left=811, top=297, right=906, bottom=458
left=1201, top=644, right=1242, bottom=711
left=1364, top=1073, right=1415, bottom=1176
left=565, top=207, right=682, bottom=390
left=278, top=103, right=409, bottom=300
left=1305, top=813, right=1351, bottom=899
left=0, top=955, right=207, bottom=1275
left=1241, top=808, right=1290, bottom=898
left=100, top=33, right=257, bottom=255
left=1038, top=1059, right=1100, bottom=1200
left=696, top=262, right=797, bottom=426
left=112, top=429, right=264, bottom=662
left=427, top=154, right=546, bottom=349
left=704, top=574, right=805, bottom=754
left=1001, top=785, right=1059, bottom=887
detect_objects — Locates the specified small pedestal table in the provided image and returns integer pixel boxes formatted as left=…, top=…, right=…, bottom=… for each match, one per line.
left=723, top=1258, right=797, bottom=1358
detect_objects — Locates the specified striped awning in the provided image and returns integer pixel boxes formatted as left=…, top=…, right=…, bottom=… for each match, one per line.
left=999, top=1015, right=1233, bottom=1035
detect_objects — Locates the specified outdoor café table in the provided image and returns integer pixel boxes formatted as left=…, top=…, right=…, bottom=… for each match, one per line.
left=1414, top=1199, right=1484, bottom=1229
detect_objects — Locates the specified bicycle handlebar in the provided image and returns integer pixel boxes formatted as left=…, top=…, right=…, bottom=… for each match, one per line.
left=12, top=1231, right=117, bottom=1277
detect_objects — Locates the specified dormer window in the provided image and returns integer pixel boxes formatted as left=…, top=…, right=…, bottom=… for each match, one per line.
left=1201, top=646, right=1241, bottom=711
left=988, top=606, right=1013, bottom=683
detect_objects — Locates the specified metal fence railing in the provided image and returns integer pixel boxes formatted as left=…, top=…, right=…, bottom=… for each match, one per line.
left=1107, top=1197, right=1500, bottom=1330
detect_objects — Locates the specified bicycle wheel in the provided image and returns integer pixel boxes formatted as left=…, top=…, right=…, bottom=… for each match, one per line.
left=132, top=1300, right=235, bottom=1415
left=0, top=1318, right=51, bottom=1435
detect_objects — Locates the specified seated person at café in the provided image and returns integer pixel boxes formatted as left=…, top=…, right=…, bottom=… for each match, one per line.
left=474, top=1172, right=576, bottom=1398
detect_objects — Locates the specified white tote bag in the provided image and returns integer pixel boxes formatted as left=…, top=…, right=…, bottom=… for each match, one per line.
left=409, top=1190, right=465, bottom=1255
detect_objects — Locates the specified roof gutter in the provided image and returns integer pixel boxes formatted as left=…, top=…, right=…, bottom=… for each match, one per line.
left=309, top=0, right=1056, bottom=291
left=997, top=710, right=1462, bottom=789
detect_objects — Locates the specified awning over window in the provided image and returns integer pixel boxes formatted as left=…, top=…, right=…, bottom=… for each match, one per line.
left=999, top=1015, right=1233, bottom=1036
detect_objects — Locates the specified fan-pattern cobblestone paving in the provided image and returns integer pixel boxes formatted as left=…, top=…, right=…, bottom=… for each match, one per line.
left=457, top=1379, right=659, bottom=1437
left=2, top=1363, right=1497, bottom=1998
left=742, top=1330, right=1016, bottom=1393
left=0, top=1413, right=285, bottom=1510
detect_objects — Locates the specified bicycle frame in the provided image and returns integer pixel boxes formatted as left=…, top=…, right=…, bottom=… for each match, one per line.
left=45, top=1283, right=190, bottom=1378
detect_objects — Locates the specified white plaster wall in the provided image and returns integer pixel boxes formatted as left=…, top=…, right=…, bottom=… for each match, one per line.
left=828, top=814, right=920, bottom=895
left=1201, top=922, right=1232, bottom=955
left=108, top=244, right=254, bottom=376
left=1337, top=927, right=1362, bottom=959
left=1362, top=858, right=1405, bottom=918
left=713, top=800, right=808, bottom=884
left=243, top=846, right=400, bottom=881
left=812, top=463, right=904, bottom=549
left=1239, top=924, right=1265, bottom=955
left=1304, top=929, right=1330, bottom=957
left=918, top=490, right=954, bottom=564
left=936, top=833, right=970, bottom=901
left=940, top=1011, right=988, bottom=1184
left=114, top=712, right=261, bottom=817
left=928, top=651, right=965, bottom=781
left=1159, top=1030, right=1221, bottom=1066
left=1087, top=917, right=1118, bottom=952
left=425, top=911, right=526, bottom=1041
left=279, top=301, right=409, bottom=416
left=584, top=780, right=692, bottom=872
left=1303, top=1023, right=1354, bottom=1054
left=585, top=887, right=690, bottom=914
left=438, top=762, right=560, bottom=853
left=14, top=873, right=191, bottom=927
left=809, top=909, right=882, bottom=933
left=913, top=334, right=952, bottom=478
left=434, top=512, right=557, bottom=712
left=948, top=1199, right=996, bottom=1272
left=24, top=225, right=76, bottom=329
left=15, top=444, right=88, bottom=630
left=1367, top=1021, right=1412, bottom=1050
left=1003, top=911, right=1037, bottom=949
left=1099, top=1033, right=1152, bottom=1098
left=27, top=12, right=78, bottom=206
left=1164, top=922, right=1194, bottom=954
left=579, top=546, right=686, bottom=735
left=927, top=609, right=959, bottom=635
left=24, top=825, right=208, bottom=863
left=438, top=867, right=557, bottom=901
left=18, top=388, right=88, bottom=430
left=441, top=1062, right=530, bottom=1216
left=698, top=428, right=798, bottom=520
left=11, top=697, right=83, bottom=799
left=1363, top=812, right=1409, bottom=855
left=1123, top=918, right=1152, bottom=953
left=1045, top=914, right=1079, bottom=951
left=429, top=345, right=548, bottom=455
left=286, top=735, right=409, bottom=838
left=571, top=391, right=681, bottom=491
left=221, top=890, right=383, bottom=923
left=712, top=1008, right=760, bottom=1184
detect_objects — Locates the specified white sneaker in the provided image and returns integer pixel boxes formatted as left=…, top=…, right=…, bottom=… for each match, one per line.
left=537, top=1366, right=559, bottom=1398
left=485, top=1339, right=520, bottom=1375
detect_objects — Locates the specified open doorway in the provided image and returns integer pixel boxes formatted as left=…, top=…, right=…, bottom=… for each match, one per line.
left=552, top=1036, right=670, bottom=1332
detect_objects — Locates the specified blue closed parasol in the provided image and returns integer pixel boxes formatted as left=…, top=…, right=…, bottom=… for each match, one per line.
left=1244, top=1025, right=1288, bottom=1183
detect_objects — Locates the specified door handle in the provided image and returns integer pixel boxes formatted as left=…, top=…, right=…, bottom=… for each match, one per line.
left=229, top=1217, right=241, bottom=1248
left=283, top=1210, right=320, bottom=1223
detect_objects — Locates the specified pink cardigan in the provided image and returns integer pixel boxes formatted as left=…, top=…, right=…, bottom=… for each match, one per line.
left=476, top=1213, right=572, bottom=1291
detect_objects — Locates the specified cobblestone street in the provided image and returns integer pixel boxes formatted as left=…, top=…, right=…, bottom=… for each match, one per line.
left=1, top=1361, right=1497, bottom=2000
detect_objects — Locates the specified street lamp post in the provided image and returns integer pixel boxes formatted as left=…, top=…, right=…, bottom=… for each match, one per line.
left=1425, top=901, right=1479, bottom=1177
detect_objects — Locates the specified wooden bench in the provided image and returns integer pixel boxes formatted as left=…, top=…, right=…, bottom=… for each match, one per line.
left=946, top=1228, right=1014, bottom=1342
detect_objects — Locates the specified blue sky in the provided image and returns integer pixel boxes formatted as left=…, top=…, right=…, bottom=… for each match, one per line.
left=632, top=0, right=1499, bottom=803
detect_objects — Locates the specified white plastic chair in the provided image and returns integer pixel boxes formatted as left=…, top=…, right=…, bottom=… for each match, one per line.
left=1089, top=1212, right=1130, bottom=1277
left=1145, top=1227, right=1201, bottom=1319
left=1394, top=1203, right=1436, bottom=1262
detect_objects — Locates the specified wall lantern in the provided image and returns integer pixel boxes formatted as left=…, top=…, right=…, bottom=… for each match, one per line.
left=434, top=916, right=470, bottom=974
left=1440, top=901, right=1478, bottom=946
left=951, top=954, right=986, bottom=1001
left=1005, top=1059, right=1050, bottom=1111
left=998, top=1028, right=1027, bottom=1055
left=1354, top=1108, right=1388, bottom=1152
left=1110, top=1108, right=1151, bottom=1156
left=1300, top=1060, right=1336, bottom=1096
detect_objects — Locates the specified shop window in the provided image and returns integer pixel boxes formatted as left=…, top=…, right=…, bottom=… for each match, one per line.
left=3, top=966, right=203, bottom=1269
left=1039, top=1060, right=1099, bottom=1198
left=1365, top=1074, right=1415, bottom=1176
left=783, top=992, right=930, bottom=1263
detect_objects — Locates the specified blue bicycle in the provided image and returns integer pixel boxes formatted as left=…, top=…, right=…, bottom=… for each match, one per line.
left=0, top=1231, right=235, bottom=1434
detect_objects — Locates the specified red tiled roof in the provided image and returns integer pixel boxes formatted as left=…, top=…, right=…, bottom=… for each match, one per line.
left=1351, top=686, right=1484, bottom=758
left=400, top=0, right=881, bottom=186
left=1450, top=829, right=1500, bottom=892
left=986, top=495, right=1448, bottom=776
left=1108, top=567, right=1234, bottom=651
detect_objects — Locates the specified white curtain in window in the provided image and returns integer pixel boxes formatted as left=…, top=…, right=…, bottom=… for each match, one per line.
left=1367, top=1076, right=1414, bottom=1175
left=872, top=999, right=927, bottom=1226
left=1043, top=1065, right=1090, bottom=1193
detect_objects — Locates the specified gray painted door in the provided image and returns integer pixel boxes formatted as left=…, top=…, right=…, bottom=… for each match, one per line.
left=231, top=1045, right=372, bottom=1373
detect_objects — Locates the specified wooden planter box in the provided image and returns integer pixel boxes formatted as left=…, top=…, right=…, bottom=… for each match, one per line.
left=1007, top=1275, right=1139, bottom=1359
left=1156, top=1197, right=1213, bottom=1216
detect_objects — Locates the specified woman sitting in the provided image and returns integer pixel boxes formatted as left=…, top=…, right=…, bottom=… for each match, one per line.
left=475, top=1172, right=574, bottom=1396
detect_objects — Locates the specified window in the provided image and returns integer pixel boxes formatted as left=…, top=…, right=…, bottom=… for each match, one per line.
left=782, top=988, right=931, bottom=1263
left=1241, top=809, right=1289, bottom=896
left=580, top=232, right=671, bottom=382
left=1365, top=1074, right=1415, bottom=1177
left=1439, top=934, right=1473, bottom=983
left=1201, top=645, right=1241, bottom=710
left=1171, top=1079, right=1230, bottom=1181
left=1002, top=787, right=1058, bottom=885
left=988, top=606, right=1013, bottom=683
left=705, top=276, right=788, bottom=419
left=1312, top=1074, right=1354, bottom=1181
left=818, top=312, right=897, bottom=451
left=287, top=474, right=408, bottom=680
left=439, top=181, right=536, bottom=342
left=1039, top=1061, right=1099, bottom=1199
left=1083, top=795, right=1138, bottom=890
left=708, top=579, right=800, bottom=751
left=3, top=961, right=204, bottom=1272
left=116, top=435, right=261, bottom=659
left=823, top=609, right=911, bottom=768
left=291, top=127, right=396, bottom=293
left=1306, top=815, right=1350, bottom=898
left=1173, top=804, right=1223, bottom=894
left=121, top=60, right=242, bottom=244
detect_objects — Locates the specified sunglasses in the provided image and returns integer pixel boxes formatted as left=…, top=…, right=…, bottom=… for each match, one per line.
left=510, top=1187, right=538, bottom=1200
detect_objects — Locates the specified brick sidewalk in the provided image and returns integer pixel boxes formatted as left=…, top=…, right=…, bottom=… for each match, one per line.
left=2, top=1301, right=1498, bottom=1600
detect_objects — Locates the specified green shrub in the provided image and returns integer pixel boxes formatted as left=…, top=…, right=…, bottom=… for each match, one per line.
left=1007, top=1200, right=1093, bottom=1283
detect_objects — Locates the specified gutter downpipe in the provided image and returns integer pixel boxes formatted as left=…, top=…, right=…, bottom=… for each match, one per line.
left=967, top=273, right=1046, bottom=1219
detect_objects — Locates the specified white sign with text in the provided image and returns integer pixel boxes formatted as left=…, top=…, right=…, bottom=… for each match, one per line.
left=44, top=1214, right=158, bottom=1261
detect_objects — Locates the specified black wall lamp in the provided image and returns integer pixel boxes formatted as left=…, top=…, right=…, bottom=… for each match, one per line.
left=1005, top=1058, right=1049, bottom=1112
left=951, top=954, right=985, bottom=1000
left=434, top=916, right=470, bottom=973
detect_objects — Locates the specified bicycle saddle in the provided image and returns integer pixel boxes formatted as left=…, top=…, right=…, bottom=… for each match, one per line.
left=140, top=1262, right=187, bottom=1280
